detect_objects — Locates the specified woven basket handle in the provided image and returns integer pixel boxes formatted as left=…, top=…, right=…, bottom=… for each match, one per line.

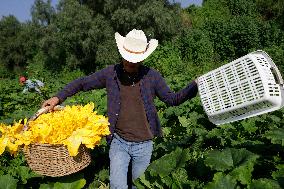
left=23, top=105, right=64, bottom=131
left=31, top=105, right=64, bottom=120
left=253, top=50, right=284, bottom=86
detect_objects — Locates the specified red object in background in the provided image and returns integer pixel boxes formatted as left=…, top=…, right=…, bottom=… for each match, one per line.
left=19, top=76, right=27, bottom=83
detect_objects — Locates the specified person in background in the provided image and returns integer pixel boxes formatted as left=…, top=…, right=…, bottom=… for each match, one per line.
left=19, top=76, right=44, bottom=94
left=41, top=29, right=198, bottom=189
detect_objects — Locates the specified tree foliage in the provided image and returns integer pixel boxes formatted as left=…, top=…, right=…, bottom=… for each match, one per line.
left=31, top=0, right=55, bottom=26
left=0, top=16, right=25, bottom=72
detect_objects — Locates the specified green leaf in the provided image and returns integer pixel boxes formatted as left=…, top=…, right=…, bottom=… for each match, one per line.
left=204, top=148, right=234, bottom=171
left=96, top=168, right=109, bottom=182
left=147, top=147, right=184, bottom=177
left=15, top=165, right=40, bottom=184
left=134, top=174, right=152, bottom=189
left=265, top=128, right=284, bottom=146
left=0, top=174, right=18, bottom=189
left=176, top=148, right=190, bottom=168
left=133, top=181, right=146, bottom=189
left=39, top=179, right=86, bottom=189
left=205, top=172, right=237, bottom=189
left=135, top=148, right=191, bottom=188
left=162, top=127, right=171, bottom=137
left=39, top=173, right=86, bottom=189
left=192, top=127, right=208, bottom=136
left=171, top=168, right=189, bottom=189
left=248, top=179, right=282, bottom=189
left=162, top=176, right=173, bottom=187
left=172, top=182, right=181, bottom=189
left=39, top=184, right=54, bottom=189
left=205, top=148, right=258, bottom=178
left=178, top=116, right=190, bottom=127
left=230, top=149, right=258, bottom=184
left=229, top=164, right=254, bottom=185
left=53, top=179, right=86, bottom=189
left=241, top=119, right=258, bottom=134
left=269, top=115, right=281, bottom=123
left=272, top=164, right=284, bottom=179
left=152, top=180, right=164, bottom=189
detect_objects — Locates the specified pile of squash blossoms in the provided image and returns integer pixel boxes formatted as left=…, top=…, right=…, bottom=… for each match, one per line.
left=0, top=103, right=110, bottom=156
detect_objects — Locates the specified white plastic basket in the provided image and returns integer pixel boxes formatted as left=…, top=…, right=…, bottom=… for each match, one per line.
left=198, top=50, right=284, bottom=125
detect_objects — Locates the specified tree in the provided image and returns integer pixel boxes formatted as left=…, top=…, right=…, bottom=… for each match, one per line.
left=81, top=0, right=182, bottom=42
left=0, top=16, right=25, bottom=74
left=256, top=0, right=284, bottom=29
left=31, top=0, right=55, bottom=26
left=40, top=0, right=118, bottom=73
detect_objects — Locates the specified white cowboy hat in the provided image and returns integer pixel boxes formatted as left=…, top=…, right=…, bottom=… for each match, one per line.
left=115, top=29, right=158, bottom=63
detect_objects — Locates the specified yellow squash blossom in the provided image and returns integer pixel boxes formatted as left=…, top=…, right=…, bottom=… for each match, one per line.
left=0, top=103, right=110, bottom=156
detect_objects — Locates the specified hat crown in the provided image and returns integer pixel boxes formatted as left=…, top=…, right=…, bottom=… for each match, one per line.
left=126, top=29, right=147, bottom=41
left=123, top=29, right=148, bottom=53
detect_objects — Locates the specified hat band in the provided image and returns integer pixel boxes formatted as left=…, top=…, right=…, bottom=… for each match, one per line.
left=123, top=46, right=146, bottom=54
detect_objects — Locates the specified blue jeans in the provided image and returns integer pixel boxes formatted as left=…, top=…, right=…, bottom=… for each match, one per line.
left=109, top=133, right=153, bottom=189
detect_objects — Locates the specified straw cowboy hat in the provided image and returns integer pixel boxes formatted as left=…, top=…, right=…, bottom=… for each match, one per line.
left=115, top=29, right=158, bottom=63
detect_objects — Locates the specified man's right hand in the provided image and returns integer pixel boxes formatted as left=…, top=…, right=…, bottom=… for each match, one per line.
left=41, top=96, right=60, bottom=111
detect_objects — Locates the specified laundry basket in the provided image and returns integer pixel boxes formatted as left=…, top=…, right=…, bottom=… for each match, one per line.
left=198, top=50, right=284, bottom=125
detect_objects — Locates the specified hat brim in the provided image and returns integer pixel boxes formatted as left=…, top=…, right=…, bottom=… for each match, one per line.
left=115, top=32, right=158, bottom=63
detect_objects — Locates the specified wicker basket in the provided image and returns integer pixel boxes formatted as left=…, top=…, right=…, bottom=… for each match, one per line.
left=23, top=143, right=91, bottom=177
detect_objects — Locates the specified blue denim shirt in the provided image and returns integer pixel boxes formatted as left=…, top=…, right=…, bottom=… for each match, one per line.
left=56, top=64, right=198, bottom=140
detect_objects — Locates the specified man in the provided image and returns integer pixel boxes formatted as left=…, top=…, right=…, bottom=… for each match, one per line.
left=19, top=76, right=44, bottom=94
left=42, top=29, right=198, bottom=189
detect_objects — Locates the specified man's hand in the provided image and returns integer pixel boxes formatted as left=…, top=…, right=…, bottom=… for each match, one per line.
left=42, top=96, right=60, bottom=111
left=195, top=78, right=199, bottom=85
